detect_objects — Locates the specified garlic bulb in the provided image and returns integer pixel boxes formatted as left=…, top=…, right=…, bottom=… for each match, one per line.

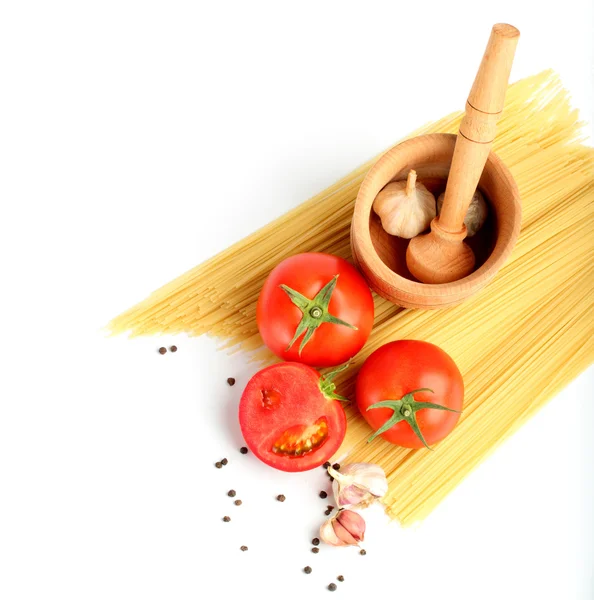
left=329, top=463, right=388, bottom=509
left=319, top=510, right=366, bottom=547
left=373, top=170, right=436, bottom=239
left=436, top=189, right=488, bottom=237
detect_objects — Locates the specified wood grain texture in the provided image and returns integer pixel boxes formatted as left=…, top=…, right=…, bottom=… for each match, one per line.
left=350, top=133, right=521, bottom=308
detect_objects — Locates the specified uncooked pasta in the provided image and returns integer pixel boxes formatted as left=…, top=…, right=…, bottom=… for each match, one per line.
left=109, top=70, right=594, bottom=526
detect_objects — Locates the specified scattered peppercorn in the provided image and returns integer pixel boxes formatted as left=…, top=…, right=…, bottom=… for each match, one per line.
left=240, top=447, right=248, bottom=454
left=304, top=566, right=312, bottom=574
left=311, top=547, right=319, bottom=554
left=332, top=463, right=340, bottom=470
left=223, top=516, right=230, bottom=522
left=240, top=546, right=248, bottom=552
left=359, top=549, right=367, bottom=555
left=228, top=490, right=236, bottom=497
left=323, top=461, right=331, bottom=469
left=337, top=575, right=344, bottom=582
left=234, top=499, right=242, bottom=506
left=170, top=345, right=177, bottom=352
left=158, top=347, right=167, bottom=355
left=312, top=537, right=320, bottom=546
left=215, top=462, right=223, bottom=469
left=319, top=491, right=328, bottom=499
left=327, top=505, right=334, bottom=510
left=227, top=377, right=236, bottom=386
left=276, top=494, right=286, bottom=502
left=221, top=458, right=228, bottom=466
left=328, top=583, right=337, bottom=591
left=324, top=509, right=332, bottom=516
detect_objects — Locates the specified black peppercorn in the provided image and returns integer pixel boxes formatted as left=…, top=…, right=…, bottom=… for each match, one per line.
left=323, top=461, right=331, bottom=469
left=319, top=491, right=328, bottom=499
left=234, top=499, right=242, bottom=506
left=215, top=462, right=223, bottom=469
left=312, top=537, right=320, bottom=546
left=170, top=345, right=177, bottom=353
left=337, top=575, right=344, bottom=582
left=359, top=549, right=366, bottom=555
left=221, top=458, right=228, bottom=466
left=304, top=566, right=312, bottom=574
left=328, top=583, right=337, bottom=591
left=158, top=347, right=167, bottom=355
left=227, top=377, right=236, bottom=386
left=240, top=446, right=248, bottom=454
left=228, top=490, right=236, bottom=497
left=240, top=545, right=248, bottom=552
left=327, top=505, right=334, bottom=510
left=276, top=494, right=286, bottom=502
left=311, top=547, right=319, bottom=554
left=222, top=516, right=230, bottom=522
left=332, top=463, right=340, bottom=470
left=324, top=509, right=332, bottom=516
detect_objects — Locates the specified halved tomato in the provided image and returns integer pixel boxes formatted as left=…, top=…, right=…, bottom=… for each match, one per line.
left=238, top=362, right=347, bottom=472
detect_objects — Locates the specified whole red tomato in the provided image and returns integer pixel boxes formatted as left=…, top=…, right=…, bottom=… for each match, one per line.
left=257, top=253, right=374, bottom=367
left=239, top=362, right=347, bottom=472
left=356, top=340, right=463, bottom=449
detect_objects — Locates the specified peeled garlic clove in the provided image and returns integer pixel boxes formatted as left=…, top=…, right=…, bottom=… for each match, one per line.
left=437, top=189, right=488, bottom=237
left=373, top=170, right=436, bottom=239
left=329, top=462, right=388, bottom=509
left=320, top=517, right=348, bottom=546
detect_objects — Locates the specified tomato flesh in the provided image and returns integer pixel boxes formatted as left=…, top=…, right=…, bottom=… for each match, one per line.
left=239, top=362, right=346, bottom=472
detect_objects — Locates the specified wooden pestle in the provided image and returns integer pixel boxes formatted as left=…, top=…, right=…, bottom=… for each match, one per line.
left=406, top=23, right=520, bottom=284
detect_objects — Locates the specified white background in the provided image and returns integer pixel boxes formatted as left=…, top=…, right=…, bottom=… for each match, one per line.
left=0, top=1, right=592, bottom=599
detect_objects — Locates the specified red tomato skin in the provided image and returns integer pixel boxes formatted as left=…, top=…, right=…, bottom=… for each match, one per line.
left=239, top=362, right=347, bottom=472
left=256, top=253, right=374, bottom=367
left=356, top=340, right=463, bottom=448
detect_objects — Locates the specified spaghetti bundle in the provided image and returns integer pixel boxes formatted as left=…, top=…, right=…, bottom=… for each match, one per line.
left=109, top=71, right=594, bottom=525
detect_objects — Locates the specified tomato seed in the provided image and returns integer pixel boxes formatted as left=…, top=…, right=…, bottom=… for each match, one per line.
left=304, top=566, right=312, bottom=574
left=227, top=377, right=236, bottom=386
left=240, top=447, right=248, bottom=454
left=319, top=491, right=328, bottom=499
left=223, top=516, right=230, bottom=522
left=332, top=463, right=340, bottom=470
left=311, top=547, right=319, bottom=554
left=234, top=499, right=242, bottom=506
left=240, top=546, right=248, bottom=552
left=337, top=575, right=344, bottom=582
left=221, top=458, right=228, bottom=466
left=158, top=347, right=167, bottom=355
left=228, top=490, right=236, bottom=497
left=215, top=462, right=223, bottom=469
left=170, top=345, right=177, bottom=352
left=312, top=538, right=320, bottom=546
left=276, top=494, right=286, bottom=502
left=328, top=583, right=337, bottom=591
left=360, top=549, right=366, bottom=555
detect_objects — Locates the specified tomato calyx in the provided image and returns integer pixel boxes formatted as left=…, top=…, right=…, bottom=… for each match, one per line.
left=319, top=362, right=351, bottom=403
left=366, top=388, right=461, bottom=449
left=279, top=275, right=358, bottom=355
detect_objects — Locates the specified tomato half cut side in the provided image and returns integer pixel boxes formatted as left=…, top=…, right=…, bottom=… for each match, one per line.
left=239, top=362, right=347, bottom=472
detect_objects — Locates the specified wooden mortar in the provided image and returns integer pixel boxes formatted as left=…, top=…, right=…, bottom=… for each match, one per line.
left=350, top=25, right=522, bottom=309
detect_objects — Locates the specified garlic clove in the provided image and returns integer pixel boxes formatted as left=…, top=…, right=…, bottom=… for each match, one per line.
left=332, top=519, right=360, bottom=546
left=436, top=189, right=488, bottom=237
left=373, top=170, right=436, bottom=239
left=320, top=517, right=348, bottom=546
left=329, top=462, right=388, bottom=509
left=335, top=510, right=365, bottom=543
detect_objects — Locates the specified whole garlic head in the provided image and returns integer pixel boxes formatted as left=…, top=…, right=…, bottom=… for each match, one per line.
left=437, top=189, right=488, bottom=237
left=373, top=170, right=436, bottom=239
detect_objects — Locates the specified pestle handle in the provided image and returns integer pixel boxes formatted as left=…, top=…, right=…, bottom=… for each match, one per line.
left=438, top=24, right=520, bottom=234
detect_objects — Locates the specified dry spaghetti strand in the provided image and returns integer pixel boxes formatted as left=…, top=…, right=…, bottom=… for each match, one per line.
left=108, top=70, right=594, bottom=526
